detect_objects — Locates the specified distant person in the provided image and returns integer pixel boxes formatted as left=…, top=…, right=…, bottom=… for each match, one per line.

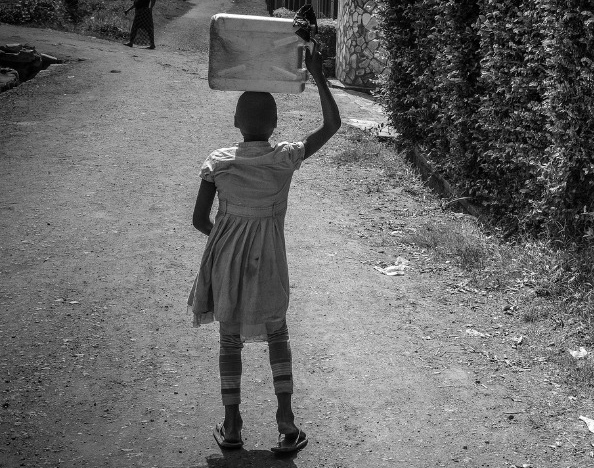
left=188, top=42, right=341, bottom=454
left=124, top=0, right=156, bottom=49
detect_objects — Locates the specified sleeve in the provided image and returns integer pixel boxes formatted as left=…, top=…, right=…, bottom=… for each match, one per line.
left=278, top=141, right=306, bottom=170
left=199, top=152, right=217, bottom=183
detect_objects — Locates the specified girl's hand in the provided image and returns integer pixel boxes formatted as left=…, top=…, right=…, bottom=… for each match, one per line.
left=305, top=40, right=324, bottom=79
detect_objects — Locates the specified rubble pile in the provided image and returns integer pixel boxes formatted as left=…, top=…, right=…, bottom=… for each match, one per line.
left=0, top=43, right=60, bottom=92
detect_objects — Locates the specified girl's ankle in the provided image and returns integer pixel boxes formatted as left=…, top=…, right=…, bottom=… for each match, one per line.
left=224, top=404, right=242, bottom=422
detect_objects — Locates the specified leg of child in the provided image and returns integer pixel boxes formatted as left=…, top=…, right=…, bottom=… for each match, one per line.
left=267, top=321, right=305, bottom=439
left=219, top=322, right=243, bottom=442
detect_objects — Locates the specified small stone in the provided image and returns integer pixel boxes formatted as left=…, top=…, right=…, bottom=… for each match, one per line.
left=365, top=16, right=379, bottom=30
left=364, top=0, right=376, bottom=12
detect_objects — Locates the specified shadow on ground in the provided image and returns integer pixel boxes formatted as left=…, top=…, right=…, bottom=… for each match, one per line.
left=204, top=448, right=298, bottom=467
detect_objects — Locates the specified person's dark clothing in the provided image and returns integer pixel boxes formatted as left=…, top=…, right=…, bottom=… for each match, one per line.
left=129, top=4, right=154, bottom=47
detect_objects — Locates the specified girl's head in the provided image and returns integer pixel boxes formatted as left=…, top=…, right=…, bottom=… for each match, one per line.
left=234, top=92, right=277, bottom=140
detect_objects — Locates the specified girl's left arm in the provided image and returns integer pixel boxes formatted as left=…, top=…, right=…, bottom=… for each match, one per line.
left=192, top=180, right=216, bottom=236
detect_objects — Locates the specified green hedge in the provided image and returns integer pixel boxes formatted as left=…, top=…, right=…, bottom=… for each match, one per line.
left=0, top=0, right=130, bottom=37
left=378, top=0, right=594, bottom=243
left=317, top=19, right=337, bottom=77
left=271, top=7, right=295, bottom=19
left=0, top=0, right=65, bottom=25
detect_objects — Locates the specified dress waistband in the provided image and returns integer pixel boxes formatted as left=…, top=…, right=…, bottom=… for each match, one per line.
left=218, top=199, right=288, bottom=218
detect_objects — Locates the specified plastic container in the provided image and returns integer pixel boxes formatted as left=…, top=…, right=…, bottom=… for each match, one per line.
left=208, top=14, right=309, bottom=94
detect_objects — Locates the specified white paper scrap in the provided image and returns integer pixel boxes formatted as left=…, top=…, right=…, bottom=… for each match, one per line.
left=579, top=415, right=594, bottom=433
left=568, top=347, right=589, bottom=359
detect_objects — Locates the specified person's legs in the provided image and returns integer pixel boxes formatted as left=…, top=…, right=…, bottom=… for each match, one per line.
left=267, top=321, right=302, bottom=438
left=147, top=12, right=156, bottom=48
left=219, top=322, right=243, bottom=442
left=126, top=19, right=138, bottom=46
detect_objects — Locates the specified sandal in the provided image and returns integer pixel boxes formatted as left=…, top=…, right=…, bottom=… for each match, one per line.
left=271, top=429, right=308, bottom=454
left=213, top=422, right=243, bottom=449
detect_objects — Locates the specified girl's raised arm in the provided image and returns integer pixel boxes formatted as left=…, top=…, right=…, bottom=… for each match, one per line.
left=192, top=180, right=216, bottom=236
left=302, top=42, right=341, bottom=160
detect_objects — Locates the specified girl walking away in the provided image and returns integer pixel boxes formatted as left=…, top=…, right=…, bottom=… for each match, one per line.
left=188, top=42, right=341, bottom=454
left=124, top=0, right=156, bottom=49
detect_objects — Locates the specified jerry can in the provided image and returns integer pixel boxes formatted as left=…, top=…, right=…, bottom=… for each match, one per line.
left=208, top=14, right=309, bottom=94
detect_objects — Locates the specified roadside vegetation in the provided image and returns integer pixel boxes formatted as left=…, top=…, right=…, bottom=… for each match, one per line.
left=0, top=0, right=132, bottom=39
left=374, top=1, right=593, bottom=352
left=328, top=127, right=594, bottom=388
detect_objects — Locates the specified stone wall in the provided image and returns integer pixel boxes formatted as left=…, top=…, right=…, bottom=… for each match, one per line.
left=335, top=0, right=388, bottom=89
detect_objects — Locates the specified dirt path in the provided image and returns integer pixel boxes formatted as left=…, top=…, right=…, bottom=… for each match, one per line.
left=1, top=1, right=594, bottom=467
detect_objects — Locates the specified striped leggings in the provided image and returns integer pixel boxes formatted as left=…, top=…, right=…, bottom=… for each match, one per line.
left=219, top=320, right=293, bottom=406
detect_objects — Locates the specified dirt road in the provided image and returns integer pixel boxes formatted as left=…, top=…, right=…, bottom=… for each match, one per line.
left=1, top=1, right=594, bottom=467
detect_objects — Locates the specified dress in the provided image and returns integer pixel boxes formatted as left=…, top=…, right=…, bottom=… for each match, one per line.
left=187, top=140, right=305, bottom=341
left=129, top=0, right=154, bottom=47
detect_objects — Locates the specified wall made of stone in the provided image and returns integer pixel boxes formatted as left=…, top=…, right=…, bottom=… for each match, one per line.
left=336, top=0, right=388, bottom=89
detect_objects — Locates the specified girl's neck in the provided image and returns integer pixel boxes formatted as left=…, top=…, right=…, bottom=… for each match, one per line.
left=240, top=129, right=274, bottom=142
left=243, top=136, right=270, bottom=143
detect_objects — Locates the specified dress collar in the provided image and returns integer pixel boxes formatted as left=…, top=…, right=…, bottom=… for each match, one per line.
left=237, top=141, right=272, bottom=149
left=236, top=141, right=273, bottom=158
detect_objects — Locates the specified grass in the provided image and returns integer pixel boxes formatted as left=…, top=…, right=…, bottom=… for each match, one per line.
left=331, top=129, right=384, bottom=166
left=400, top=220, right=488, bottom=271
left=555, top=351, right=594, bottom=388
left=76, top=1, right=131, bottom=40
left=0, top=0, right=133, bottom=39
left=0, top=0, right=191, bottom=41
left=327, top=125, right=594, bottom=392
left=330, top=127, right=424, bottom=186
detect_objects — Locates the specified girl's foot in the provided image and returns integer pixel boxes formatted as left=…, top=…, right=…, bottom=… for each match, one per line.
left=277, top=417, right=301, bottom=437
left=273, top=394, right=308, bottom=453
left=276, top=393, right=302, bottom=437
left=123, top=42, right=132, bottom=47
left=213, top=422, right=243, bottom=449
left=271, top=429, right=308, bottom=454
left=223, top=405, right=243, bottom=443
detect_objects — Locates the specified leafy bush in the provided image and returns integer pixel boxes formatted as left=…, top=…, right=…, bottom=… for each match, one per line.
left=426, top=0, right=481, bottom=190
left=471, top=1, right=549, bottom=231
left=377, top=0, right=594, bottom=244
left=272, top=7, right=294, bottom=19
left=376, top=1, right=438, bottom=146
left=317, top=19, right=336, bottom=77
left=76, top=1, right=130, bottom=40
left=0, top=0, right=131, bottom=39
left=0, top=0, right=65, bottom=26
left=536, top=0, right=594, bottom=240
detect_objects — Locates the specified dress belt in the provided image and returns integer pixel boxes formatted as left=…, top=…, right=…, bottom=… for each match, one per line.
left=218, top=199, right=288, bottom=217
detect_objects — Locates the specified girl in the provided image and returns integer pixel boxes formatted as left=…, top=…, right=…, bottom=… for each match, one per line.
left=188, top=43, right=341, bottom=454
